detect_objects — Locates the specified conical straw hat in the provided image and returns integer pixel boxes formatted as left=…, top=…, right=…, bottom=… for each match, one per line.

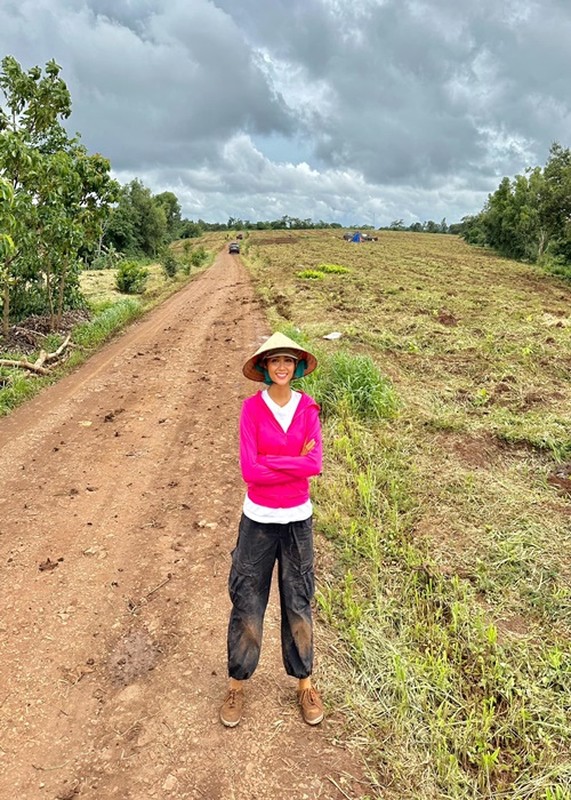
left=242, top=332, right=317, bottom=381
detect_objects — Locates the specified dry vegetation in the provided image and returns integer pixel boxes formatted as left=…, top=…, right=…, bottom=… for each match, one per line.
left=244, top=229, right=571, bottom=800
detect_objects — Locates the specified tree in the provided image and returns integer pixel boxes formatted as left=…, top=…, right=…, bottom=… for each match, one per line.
left=0, top=55, right=117, bottom=332
left=0, top=177, right=16, bottom=335
left=104, top=180, right=168, bottom=258
left=539, top=143, right=571, bottom=262
left=179, top=220, right=204, bottom=239
left=35, top=147, right=118, bottom=327
left=0, top=56, right=71, bottom=333
left=463, top=142, right=571, bottom=267
left=154, top=191, right=182, bottom=239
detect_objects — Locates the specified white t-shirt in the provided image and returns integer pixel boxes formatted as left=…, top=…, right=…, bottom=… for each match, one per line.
left=243, top=389, right=313, bottom=524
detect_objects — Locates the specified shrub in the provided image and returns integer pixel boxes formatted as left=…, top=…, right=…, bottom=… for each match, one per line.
left=162, top=251, right=178, bottom=279
left=115, top=260, right=149, bottom=294
left=189, top=246, right=207, bottom=267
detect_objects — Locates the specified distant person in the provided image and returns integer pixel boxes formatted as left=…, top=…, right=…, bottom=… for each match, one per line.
left=220, top=332, right=324, bottom=727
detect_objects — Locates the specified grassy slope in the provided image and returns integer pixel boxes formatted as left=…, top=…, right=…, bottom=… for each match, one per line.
left=244, top=229, right=571, bottom=800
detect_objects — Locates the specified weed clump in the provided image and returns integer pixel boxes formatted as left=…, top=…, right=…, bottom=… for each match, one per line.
left=297, top=269, right=324, bottom=280
left=318, top=263, right=350, bottom=274
left=304, top=350, right=399, bottom=422
left=297, top=264, right=350, bottom=280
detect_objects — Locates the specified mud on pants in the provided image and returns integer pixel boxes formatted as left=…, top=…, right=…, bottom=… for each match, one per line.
left=226, top=513, right=314, bottom=680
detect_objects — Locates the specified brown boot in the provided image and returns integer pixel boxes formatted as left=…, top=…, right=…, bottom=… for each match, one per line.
left=220, top=688, right=244, bottom=728
left=297, top=686, right=324, bottom=725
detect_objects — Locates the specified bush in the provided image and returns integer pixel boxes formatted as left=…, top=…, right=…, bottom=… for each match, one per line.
left=115, top=260, right=149, bottom=294
left=189, top=246, right=207, bottom=267
left=162, top=251, right=178, bottom=279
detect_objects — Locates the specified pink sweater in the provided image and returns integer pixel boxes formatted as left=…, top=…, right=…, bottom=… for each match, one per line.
left=239, top=391, right=322, bottom=508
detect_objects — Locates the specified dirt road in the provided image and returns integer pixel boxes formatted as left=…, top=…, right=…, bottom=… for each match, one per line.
left=0, top=251, right=361, bottom=799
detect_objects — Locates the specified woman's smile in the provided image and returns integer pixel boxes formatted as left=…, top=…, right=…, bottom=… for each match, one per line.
left=266, top=355, right=296, bottom=383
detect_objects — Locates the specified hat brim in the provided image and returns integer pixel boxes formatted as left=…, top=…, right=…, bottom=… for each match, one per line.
left=243, top=347, right=317, bottom=381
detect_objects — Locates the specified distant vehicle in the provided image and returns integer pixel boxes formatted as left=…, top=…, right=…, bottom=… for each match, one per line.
left=228, top=242, right=240, bottom=254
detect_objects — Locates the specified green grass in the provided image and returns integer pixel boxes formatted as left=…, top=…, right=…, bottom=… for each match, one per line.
left=244, top=229, right=571, bottom=800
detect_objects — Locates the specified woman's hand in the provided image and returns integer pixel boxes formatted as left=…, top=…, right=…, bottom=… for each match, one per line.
left=301, top=439, right=316, bottom=456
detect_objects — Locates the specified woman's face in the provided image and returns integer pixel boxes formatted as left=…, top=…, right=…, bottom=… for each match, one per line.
left=265, top=355, right=297, bottom=385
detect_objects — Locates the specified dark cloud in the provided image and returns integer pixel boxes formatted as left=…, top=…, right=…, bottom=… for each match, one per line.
left=0, top=0, right=294, bottom=169
left=1, top=0, right=570, bottom=224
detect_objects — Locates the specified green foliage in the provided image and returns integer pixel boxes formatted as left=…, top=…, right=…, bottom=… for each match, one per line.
left=297, top=264, right=350, bottom=279
left=284, top=329, right=399, bottom=422
left=464, top=143, right=571, bottom=267
left=0, top=366, right=41, bottom=415
left=115, top=260, right=149, bottom=294
left=88, top=243, right=124, bottom=271
left=154, top=191, right=181, bottom=239
left=103, top=179, right=168, bottom=258
left=189, top=245, right=207, bottom=267
left=0, top=55, right=118, bottom=333
left=297, top=269, right=324, bottom=279
left=72, top=298, right=141, bottom=349
left=317, top=263, right=350, bottom=274
left=162, top=250, right=178, bottom=278
left=315, top=403, right=571, bottom=799
left=179, top=220, right=204, bottom=239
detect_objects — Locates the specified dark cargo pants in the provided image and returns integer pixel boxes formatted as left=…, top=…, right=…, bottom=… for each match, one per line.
left=227, top=513, right=315, bottom=680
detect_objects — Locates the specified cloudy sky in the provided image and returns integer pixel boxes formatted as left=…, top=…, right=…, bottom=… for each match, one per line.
left=1, top=0, right=570, bottom=226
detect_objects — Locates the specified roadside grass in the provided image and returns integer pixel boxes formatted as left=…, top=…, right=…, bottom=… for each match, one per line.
left=244, top=230, right=571, bottom=799
left=0, top=241, right=218, bottom=416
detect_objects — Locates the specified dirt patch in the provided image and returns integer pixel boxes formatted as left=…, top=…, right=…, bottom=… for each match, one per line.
left=108, top=628, right=161, bottom=686
left=437, top=308, right=458, bottom=326
left=547, top=463, right=571, bottom=495
left=432, top=431, right=503, bottom=469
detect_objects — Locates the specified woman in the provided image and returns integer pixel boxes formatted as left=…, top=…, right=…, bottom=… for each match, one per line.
left=220, top=332, right=324, bottom=727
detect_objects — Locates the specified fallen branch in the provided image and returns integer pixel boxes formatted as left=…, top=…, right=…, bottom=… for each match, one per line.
left=0, top=357, right=50, bottom=375
left=0, top=334, right=71, bottom=375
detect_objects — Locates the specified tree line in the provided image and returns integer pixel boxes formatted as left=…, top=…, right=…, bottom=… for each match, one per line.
left=458, top=143, right=571, bottom=271
left=103, top=208, right=344, bottom=255
left=384, top=218, right=458, bottom=234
